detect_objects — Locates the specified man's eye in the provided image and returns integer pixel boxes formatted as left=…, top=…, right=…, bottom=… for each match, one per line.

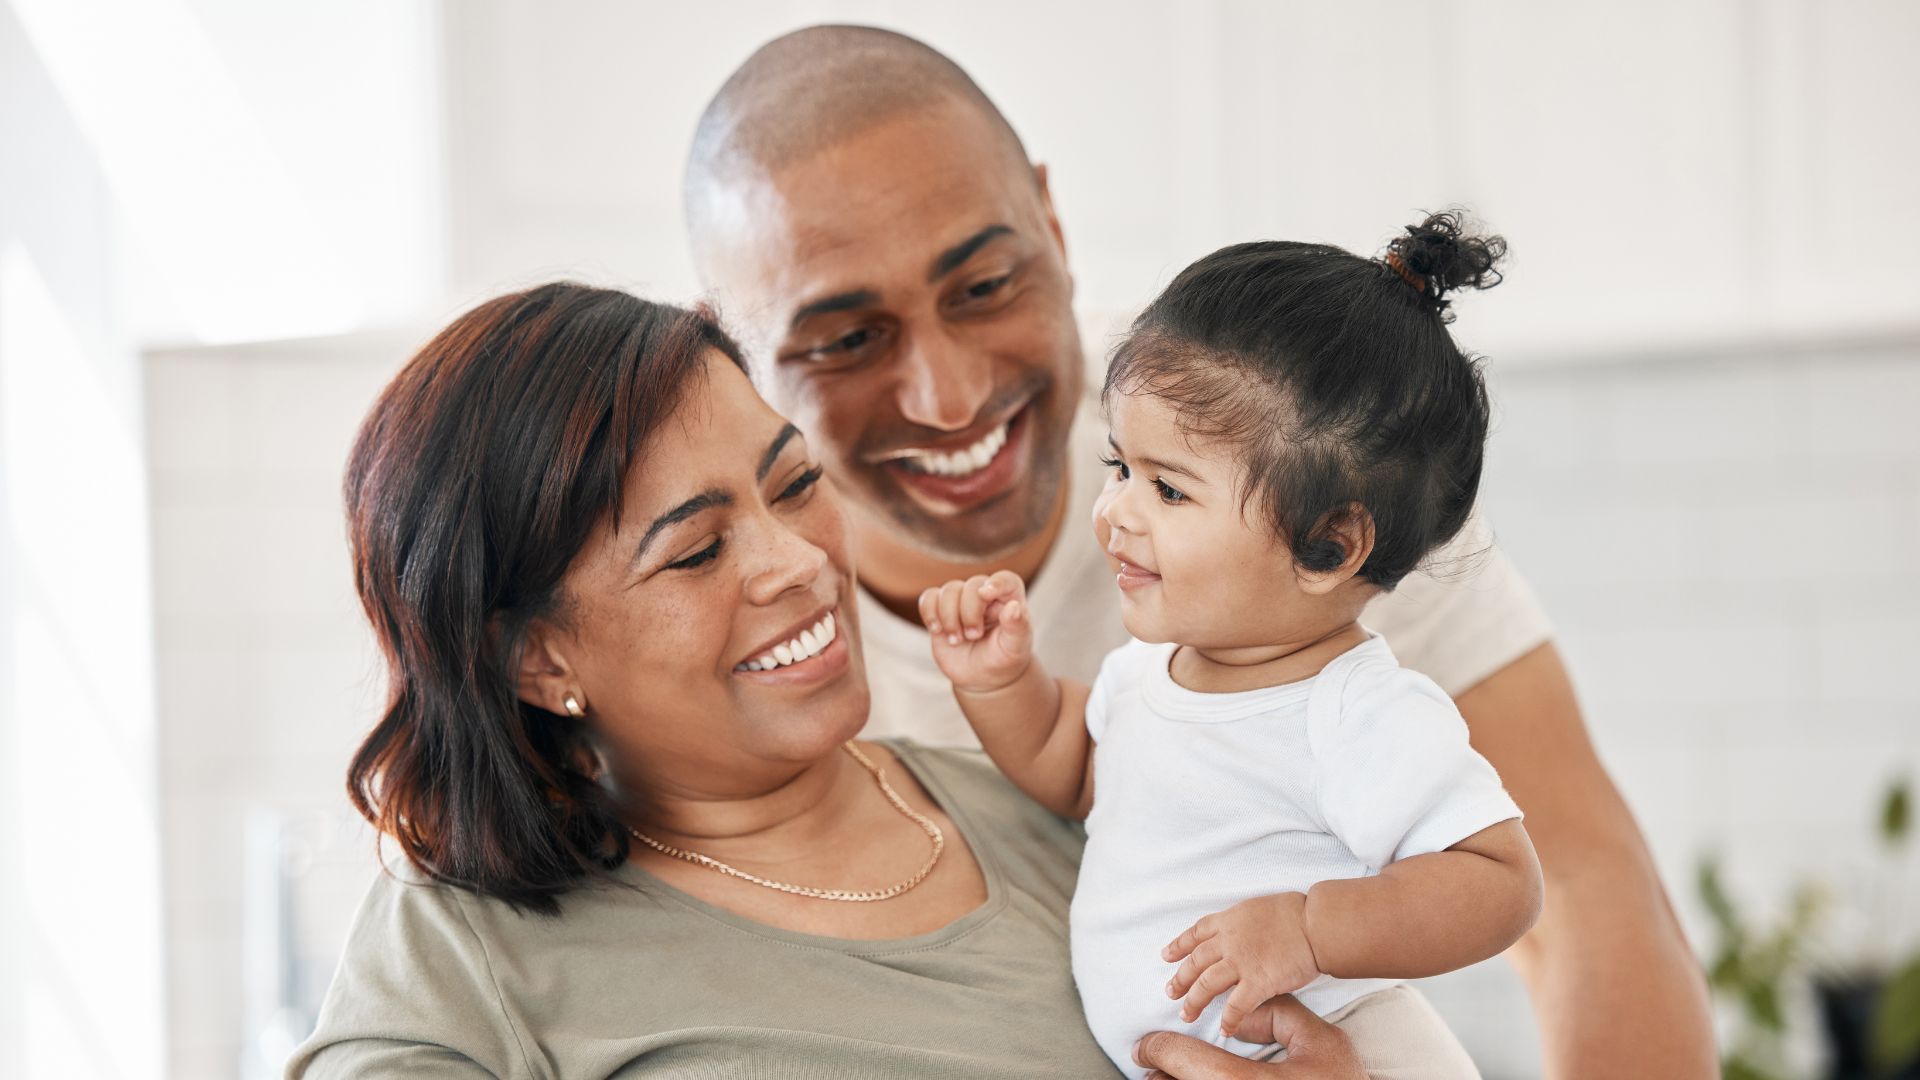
left=1152, top=477, right=1187, bottom=504
left=810, top=327, right=880, bottom=358
left=965, top=275, right=1010, bottom=300
left=1099, top=454, right=1129, bottom=480
left=666, top=538, right=721, bottom=570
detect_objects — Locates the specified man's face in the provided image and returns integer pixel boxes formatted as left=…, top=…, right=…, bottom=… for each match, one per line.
left=691, top=101, right=1083, bottom=563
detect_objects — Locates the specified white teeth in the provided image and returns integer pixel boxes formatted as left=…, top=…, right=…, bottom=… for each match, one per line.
left=896, top=420, right=1009, bottom=478
left=735, top=612, right=840, bottom=672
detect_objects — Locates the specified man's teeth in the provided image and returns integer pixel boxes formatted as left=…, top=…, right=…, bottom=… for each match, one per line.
left=896, top=421, right=1009, bottom=478
left=736, top=612, right=837, bottom=672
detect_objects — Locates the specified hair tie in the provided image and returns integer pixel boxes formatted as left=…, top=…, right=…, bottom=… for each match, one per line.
left=1384, top=252, right=1427, bottom=293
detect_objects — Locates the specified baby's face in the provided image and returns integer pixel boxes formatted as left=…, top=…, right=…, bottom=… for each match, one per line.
left=1092, top=391, right=1316, bottom=650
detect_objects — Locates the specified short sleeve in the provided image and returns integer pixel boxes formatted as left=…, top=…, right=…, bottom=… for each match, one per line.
left=1084, top=640, right=1147, bottom=744
left=1361, top=511, right=1554, bottom=697
left=286, top=868, right=531, bottom=1079
left=1308, top=661, right=1522, bottom=871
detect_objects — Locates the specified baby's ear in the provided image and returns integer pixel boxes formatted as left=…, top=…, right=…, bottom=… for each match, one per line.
left=1293, top=503, right=1376, bottom=595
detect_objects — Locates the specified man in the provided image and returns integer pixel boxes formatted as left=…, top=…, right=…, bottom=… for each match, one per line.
left=682, top=25, right=1715, bottom=1078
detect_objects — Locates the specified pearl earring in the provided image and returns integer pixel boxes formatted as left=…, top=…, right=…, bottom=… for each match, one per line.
left=563, top=693, right=585, bottom=718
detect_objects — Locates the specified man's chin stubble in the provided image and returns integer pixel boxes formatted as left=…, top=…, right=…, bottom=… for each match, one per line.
left=866, top=457, right=1065, bottom=564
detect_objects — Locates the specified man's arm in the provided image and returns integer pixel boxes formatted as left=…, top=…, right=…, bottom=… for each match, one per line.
left=1455, top=642, right=1718, bottom=1079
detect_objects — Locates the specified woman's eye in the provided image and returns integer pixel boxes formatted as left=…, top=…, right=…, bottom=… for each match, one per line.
left=777, top=464, right=824, bottom=502
left=666, top=538, right=721, bottom=571
left=1099, top=454, right=1129, bottom=480
left=1151, top=477, right=1187, bottom=504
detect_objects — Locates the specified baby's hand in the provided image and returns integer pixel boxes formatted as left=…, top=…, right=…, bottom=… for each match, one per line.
left=1163, top=893, right=1321, bottom=1039
left=917, top=570, right=1034, bottom=694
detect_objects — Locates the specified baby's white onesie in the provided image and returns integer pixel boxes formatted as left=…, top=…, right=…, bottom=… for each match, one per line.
left=1071, top=631, right=1522, bottom=1078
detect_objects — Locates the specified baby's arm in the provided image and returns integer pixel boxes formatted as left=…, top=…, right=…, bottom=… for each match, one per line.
left=1163, top=822, right=1541, bottom=1037
left=918, top=571, right=1094, bottom=819
left=1303, top=817, right=1541, bottom=979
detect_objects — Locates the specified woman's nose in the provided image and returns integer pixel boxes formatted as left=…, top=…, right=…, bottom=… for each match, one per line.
left=740, top=516, right=829, bottom=606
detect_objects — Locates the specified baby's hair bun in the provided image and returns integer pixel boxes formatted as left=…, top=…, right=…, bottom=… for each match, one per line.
left=1383, top=210, right=1507, bottom=322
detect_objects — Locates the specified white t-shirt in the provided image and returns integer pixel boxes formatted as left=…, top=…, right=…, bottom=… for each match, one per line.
left=856, top=391, right=1555, bottom=747
left=1073, top=632, right=1524, bottom=1077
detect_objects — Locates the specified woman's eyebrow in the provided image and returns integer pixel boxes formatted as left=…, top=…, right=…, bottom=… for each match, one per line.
left=632, top=489, right=732, bottom=566
left=757, top=423, right=800, bottom=482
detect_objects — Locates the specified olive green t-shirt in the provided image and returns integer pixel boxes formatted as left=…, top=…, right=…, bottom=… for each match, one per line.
left=288, top=741, right=1120, bottom=1079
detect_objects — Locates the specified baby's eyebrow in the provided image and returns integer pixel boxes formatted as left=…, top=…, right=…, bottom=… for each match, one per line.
left=1142, top=455, right=1204, bottom=482
left=1109, top=433, right=1205, bottom=483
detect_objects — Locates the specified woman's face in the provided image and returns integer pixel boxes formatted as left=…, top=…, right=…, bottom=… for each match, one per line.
left=526, top=352, right=869, bottom=801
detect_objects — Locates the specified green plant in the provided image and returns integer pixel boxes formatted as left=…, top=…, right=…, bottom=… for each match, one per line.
left=1699, top=775, right=1918, bottom=1080
left=1870, top=779, right=1917, bottom=1076
left=1699, top=856, right=1826, bottom=1080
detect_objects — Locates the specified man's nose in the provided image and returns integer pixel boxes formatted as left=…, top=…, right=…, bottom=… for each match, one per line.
left=893, top=325, right=993, bottom=432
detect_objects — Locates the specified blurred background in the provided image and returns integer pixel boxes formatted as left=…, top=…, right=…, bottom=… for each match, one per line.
left=2, top=2, right=1917, bottom=1078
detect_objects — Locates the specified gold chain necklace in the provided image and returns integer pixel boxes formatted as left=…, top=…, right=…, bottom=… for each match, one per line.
left=628, top=743, right=945, bottom=903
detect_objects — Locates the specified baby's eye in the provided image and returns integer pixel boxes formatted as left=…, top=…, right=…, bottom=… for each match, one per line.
left=1099, top=454, right=1129, bottom=480
left=1151, top=477, right=1188, bottom=504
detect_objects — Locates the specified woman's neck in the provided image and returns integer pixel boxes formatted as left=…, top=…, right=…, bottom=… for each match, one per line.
left=615, top=745, right=876, bottom=866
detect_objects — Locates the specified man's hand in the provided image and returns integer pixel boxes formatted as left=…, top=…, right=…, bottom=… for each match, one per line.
left=918, top=570, right=1033, bottom=693
left=1163, top=893, right=1320, bottom=1038
left=1134, top=995, right=1365, bottom=1080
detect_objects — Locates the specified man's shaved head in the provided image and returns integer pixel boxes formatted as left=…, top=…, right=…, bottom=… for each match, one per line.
left=685, top=25, right=1030, bottom=241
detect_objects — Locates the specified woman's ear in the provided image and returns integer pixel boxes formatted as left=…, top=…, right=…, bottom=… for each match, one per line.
left=513, top=617, right=581, bottom=716
left=1295, top=504, right=1377, bottom=595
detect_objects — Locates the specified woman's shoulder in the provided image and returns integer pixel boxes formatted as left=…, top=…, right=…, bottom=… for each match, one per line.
left=881, top=738, right=1020, bottom=810
left=288, top=859, right=537, bottom=1077
left=879, top=739, right=1086, bottom=862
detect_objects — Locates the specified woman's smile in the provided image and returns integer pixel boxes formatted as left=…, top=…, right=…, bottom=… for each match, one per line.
left=733, top=604, right=851, bottom=686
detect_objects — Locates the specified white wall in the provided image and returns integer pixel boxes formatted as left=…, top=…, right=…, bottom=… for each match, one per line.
left=145, top=335, right=401, bottom=1080
left=1, top=5, right=165, bottom=1078
left=439, top=0, right=1920, bottom=361
left=2, top=2, right=442, bottom=1078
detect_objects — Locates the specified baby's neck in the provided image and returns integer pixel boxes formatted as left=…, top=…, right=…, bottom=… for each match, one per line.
left=1169, top=620, right=1371, bottom=694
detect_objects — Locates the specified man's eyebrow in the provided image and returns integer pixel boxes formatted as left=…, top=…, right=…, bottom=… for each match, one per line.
left=757, top=423, right=800, bottom=482
left=928, top=224, right=1013, bottom=282
left=1107, top=434, right=1204, bottom=482
left=633, top=490, right=732, bottom=566
left=788, top=289, right=879, bottom=331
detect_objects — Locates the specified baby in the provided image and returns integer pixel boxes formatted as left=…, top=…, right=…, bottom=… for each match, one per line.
left=918, top=213, right=1543, bottom=1079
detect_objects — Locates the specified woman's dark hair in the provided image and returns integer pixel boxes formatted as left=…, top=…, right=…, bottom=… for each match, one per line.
left=344, top=282, right=746, bottom=915
left=1105, top=210, right=1505, bottom=589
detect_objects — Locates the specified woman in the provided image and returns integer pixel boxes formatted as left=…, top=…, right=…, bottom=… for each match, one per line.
left=289, top=283, right=1362, bottom=1079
